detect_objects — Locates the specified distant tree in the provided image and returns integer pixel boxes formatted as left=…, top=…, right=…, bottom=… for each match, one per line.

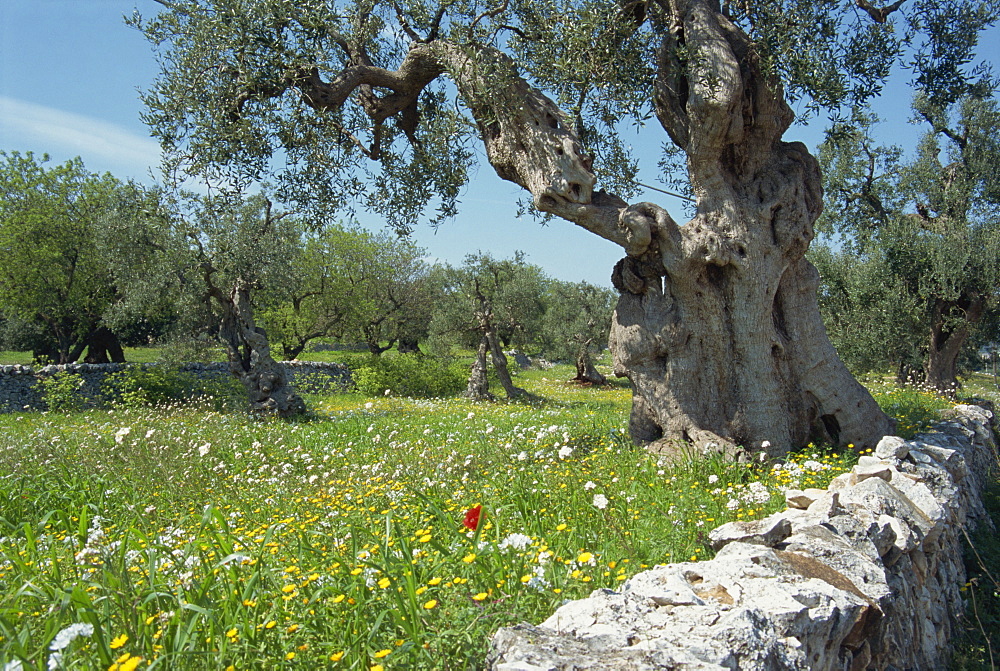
left=102, top=187, right=307, bottom=416
left=542, top=281, right=615, bottom=384
left=0, top=151, right=127, bottom=364
left=818, top=96, right=1000, bottom=393
left=260, top=225, right=432, bottom=358
left=430, top=253, right=547, bottom=400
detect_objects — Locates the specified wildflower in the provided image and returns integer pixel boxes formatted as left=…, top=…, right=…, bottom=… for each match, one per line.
left=498, top=533, right=532, bottom=551
left=584, top=481, right=596, bottom=490
left=377, top=577, right=391, bottom=589
left=592, top=493, right=609, bottom=510
left=285, top=652, right=296, bottom=660
left=286, top=624, right=300, bottom=633
left=49, top=622, right=94, bottom=651
left=462, top=505, right=482, bottom=531
left=198, top=443, right=211, bottom=456
left=423, top=599, right=438, bottom=609
left=114, top=427, right=131, bottom=444
left=225, top=628, right=238, bottom=640
left=374, top=649, right=392, bottom=658
left=472, top=592, right=488, bottom=601
left=264, top=620, right=277, bottom=629
left=330, top=652, right=344, bottom=662
left=109, top=634, right=128, bottom=649
left=558, top=446, right=574, bottom=459
left=577, top=552, right=595, bottom=565
left=371, top=665, right=384, bottom=671
left=428, top=577, right=442, bottom=586
left=462, top=553, right=476, bottom=563
left=708, top=474, right=719, bottom=484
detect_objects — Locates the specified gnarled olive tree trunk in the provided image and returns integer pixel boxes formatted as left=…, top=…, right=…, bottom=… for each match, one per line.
left=924, top=292, right=985, bottom=395
left=217, top=280, right=306, bottom=418
left=439, top=4, right=894, bottom=456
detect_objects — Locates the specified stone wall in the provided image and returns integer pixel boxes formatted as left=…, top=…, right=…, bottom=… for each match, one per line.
left=488, top=404, right=997, bottom=671
left=0, top=361, right=352, bottom=412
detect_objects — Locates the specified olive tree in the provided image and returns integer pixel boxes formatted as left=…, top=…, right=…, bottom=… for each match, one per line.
left=102, top=186, right=307, bottom=416
left=429, top=253, right=546, bottom=400
left=541, top=280, right=615, bottom=384
left=818, top=96, right=1000, bottom=394
left=0, top=152, right=127, bottom=364
left=134, top=0, right=996, bottom=454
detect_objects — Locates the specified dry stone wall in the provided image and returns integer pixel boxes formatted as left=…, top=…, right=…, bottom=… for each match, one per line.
left=488, top=404, right=996, bottom=671
left=0, top=361, right=351, bottom=412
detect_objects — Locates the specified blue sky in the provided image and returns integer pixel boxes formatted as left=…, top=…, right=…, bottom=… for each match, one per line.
left=1, top=1, right=996, bottom=286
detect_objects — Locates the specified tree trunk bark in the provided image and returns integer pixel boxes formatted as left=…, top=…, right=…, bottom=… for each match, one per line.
left=924, top=293, right=984, bottom=395
left=84, top=326, right=126, bottom=363
left=398, top=337, right=421, bottom=354
left=281, top=340, right=306, bottom=361
left=486, top=325, right=528, bottom=399
left=218, top=281, right=306, bottom=417
left=463, top=336, right=494, bottom=401
left=573, top=341, right=606, bottom=385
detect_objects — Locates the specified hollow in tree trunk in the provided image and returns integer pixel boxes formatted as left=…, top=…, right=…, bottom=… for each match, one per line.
left=218, top=281, right=306, bottom=417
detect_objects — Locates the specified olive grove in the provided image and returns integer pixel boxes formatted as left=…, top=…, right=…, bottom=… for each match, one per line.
left=135, top=0, right=995, bottom=454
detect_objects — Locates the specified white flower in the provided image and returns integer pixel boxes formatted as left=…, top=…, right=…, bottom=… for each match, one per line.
left=144, top=429, right=155, bottom=439
left=49, top=622, right=94, bottom=651
left=726, top=498, right=741, bottom=510
left=114, top=427, right=131, bottom=444
left=592, top=493, right=609, bottom=510
left=708, top=474, right=719, bottom=484
left=198, top=443, right=211, bottom=456
left=4, top=660, right=24, bottom=671
left=499, top=533, right=533, bottom=551
left=384, top=389, right=391, bottom=396
left=584, top=481, right=597, bottom=491
left=558, top=446, right=574, bottom=459
left=47, top=652, right=62, bottom=671
left=467, top=412, right=475, bottom=419
left=761, top=440, right=771, bottom=449
left=365, top=402, right=374, bottom=409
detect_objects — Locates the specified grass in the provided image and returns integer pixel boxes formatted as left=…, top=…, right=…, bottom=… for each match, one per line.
left=0, top=359, right=991, bottom=670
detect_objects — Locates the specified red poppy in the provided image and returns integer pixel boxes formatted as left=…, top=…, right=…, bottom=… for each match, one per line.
left=462, top=505, right=482, bottom=531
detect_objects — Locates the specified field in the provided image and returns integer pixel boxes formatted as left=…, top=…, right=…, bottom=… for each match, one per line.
left=0, top=361, right=995, bottom=670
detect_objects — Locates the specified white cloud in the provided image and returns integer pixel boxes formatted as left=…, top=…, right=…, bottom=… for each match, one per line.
left=0, top=96, right=161, bottom=178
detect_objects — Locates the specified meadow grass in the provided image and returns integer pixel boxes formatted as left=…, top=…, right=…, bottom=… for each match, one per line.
left=0, top=363, right=978, bottom=670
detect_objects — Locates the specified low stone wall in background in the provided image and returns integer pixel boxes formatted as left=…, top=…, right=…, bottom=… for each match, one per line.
left=488, top=405, right=997, bottom=671
left=0, top=361, right=352, bottom=412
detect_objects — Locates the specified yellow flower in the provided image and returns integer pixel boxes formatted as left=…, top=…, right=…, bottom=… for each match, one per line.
left=281, top=584, right=296, bottom=593
left=109, top=634, right=128, bottom=649
left=264, top=620, right=277, bottom=629
left=556, top=523, right=567, bottom=531
left=287, top=624, right=300, bottom=634
left=419, top=534, right=432, bottom=543
left=374, top=648, right=392, bottom=658
left=462, top=553, right=476, bottom=563
left=285, top=652, right=296, bottom=660
left=332, top=594, right=346, bottom=603
left=330, top=651, right=344, bottom=662
left=242, top=599, right=256, bottom=607
left=371, top=665, right=384, bottom=671
left=226, top=628, right=238, bottom=639
left=428, top=577, right=442, bottom=586
left=423, top=599, right=438, bottom=609
left=577, top=552, right=593, bottom=564
left=472, top=592, right=488, bottom=601
left=377, top=577, right=391, bottom=589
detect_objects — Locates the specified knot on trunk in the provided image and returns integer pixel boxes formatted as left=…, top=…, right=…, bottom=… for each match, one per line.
left=612, top=256, right=660, bottom=295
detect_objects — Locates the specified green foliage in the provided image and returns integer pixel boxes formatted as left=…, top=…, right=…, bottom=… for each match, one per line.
left=540, top=280, right=615, bottom=362
left=863, top=377, right=956, bottom=439
left=101, top=366, right=243, bottom=410
left=351, top=354, right=467, bottom=398
left=39, top=372, right=87, bottom=413
left=0, top=152, right=124, bottom=363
